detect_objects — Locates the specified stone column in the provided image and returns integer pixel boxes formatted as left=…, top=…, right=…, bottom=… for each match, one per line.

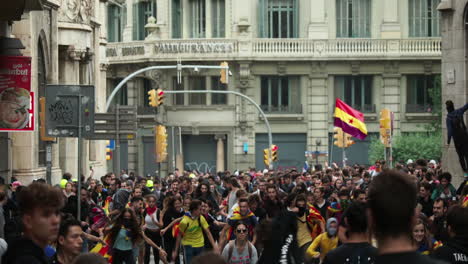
left=182, top=0, right=190, bottom=38
left=215, top=134, right=226, bottom=172
left=308, top=0, right=328, bottom=39
left=206, top=75, right=212, bottom=106
left=57, top=46, right=82, bottom=178
left=308, top=63, right=329, bottom=165
left=123, top=0, right=134, bottom=41
left=380, top=0, right=401, bottom=38
left=156, top=0, right=169, bottom=39
left=205, top=0, right=212, bottom=38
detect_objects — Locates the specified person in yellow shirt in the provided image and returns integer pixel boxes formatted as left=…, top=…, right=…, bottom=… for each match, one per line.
left=306, top=217, right=339, bottom=261
left=172, top=200, right=219, bottom=264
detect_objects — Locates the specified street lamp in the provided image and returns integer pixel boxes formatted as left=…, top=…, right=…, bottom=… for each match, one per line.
left=315, top=139, right=322, bottom=166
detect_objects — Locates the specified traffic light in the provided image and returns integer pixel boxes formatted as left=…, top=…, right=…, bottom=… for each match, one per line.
left=271, top=145, right=278, bottom=161
left=345, top=133, right=355, bottom=148
left=220, top=61, right=228, bottom=84
left=148, top=89, right=158, bottom=107
left=39, top=97, right=55, bottom=142
left=333, top=127, right=345, bottom=148
left=106, top=140, right=112, bottom=161
left=155, top=125, right=168, bottom=162
left=263, top=148, right=270, bottom=167
left=156, top=89, right=164, bottom=106
left=380, top=108, right=392, bottom=147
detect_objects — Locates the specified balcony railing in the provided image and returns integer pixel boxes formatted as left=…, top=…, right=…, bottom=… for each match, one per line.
left=106, top=38, right=441, bottom=63
left=260, top=104, right=303, bottom=114
left=406, top=104, right=433, bottom=113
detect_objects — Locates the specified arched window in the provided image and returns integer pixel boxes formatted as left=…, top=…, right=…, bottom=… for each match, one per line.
left=38, top=40, right=47, bottom=166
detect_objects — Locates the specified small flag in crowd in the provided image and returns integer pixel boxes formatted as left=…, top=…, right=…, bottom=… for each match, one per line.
left=334, top=98, right=368, bottom=140
left=303, top=161, right=309, bottom=172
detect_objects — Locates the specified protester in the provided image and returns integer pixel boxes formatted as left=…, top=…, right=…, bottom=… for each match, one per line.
left=306, top=217, right=339, bottom=261
left=3, top=183, right=64, bottom=264
left=52, top=217, right=84, bottom=264
left=323, top=202, right=377, bottom=264
left=431, top=205, right=468, bottom=263
left=172, top=200, right=219, bottom=264
left=367, top=170, right=445, bottom=263
left=222, top=221, right=258, bottom=264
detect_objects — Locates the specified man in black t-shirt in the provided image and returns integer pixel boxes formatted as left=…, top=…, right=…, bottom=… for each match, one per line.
left=367, top=170, right=447, bottom=264
left=323, top=202, right=377, bottom=264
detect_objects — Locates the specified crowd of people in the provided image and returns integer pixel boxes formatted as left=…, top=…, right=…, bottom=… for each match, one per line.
left=0, top=158, right=467, bottom=264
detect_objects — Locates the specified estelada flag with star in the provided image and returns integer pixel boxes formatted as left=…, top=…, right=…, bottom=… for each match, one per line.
left=334, top=98, right=368, bottom=140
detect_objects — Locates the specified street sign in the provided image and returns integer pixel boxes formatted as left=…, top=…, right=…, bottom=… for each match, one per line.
left=88, top=105, right=137, bottom=140
left=45, top=85, right=95, bottom=138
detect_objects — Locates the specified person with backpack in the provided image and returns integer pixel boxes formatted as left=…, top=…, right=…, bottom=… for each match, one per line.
left=446, top=100, right=468, bottom=177
left=222, top=221, right=258, bottom=264
left=172, top=200, right=219, bottom=264
left=322, top=202, right=377, bottom=264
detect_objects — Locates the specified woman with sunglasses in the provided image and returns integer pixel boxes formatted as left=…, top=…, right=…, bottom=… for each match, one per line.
left=222, top=221, right=258, bottom=264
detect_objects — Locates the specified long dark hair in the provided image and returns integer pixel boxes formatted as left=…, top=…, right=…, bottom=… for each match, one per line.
left=106, top=208, right=141, bottom=246
left=194, top=182, right=212, bottom=198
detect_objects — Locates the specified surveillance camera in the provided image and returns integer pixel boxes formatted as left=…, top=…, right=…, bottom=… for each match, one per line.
left=194, top=67, right=199, bottom=72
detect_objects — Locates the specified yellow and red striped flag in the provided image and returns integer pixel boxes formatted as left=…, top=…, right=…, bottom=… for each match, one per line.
left=334, top=98, right=368, bottom=140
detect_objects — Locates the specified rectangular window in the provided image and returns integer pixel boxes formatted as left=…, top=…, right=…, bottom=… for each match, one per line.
left=190, top=0, right=206, bottom=38
left=172, top=0, right=182, bottom=38
left=133, top=0, right=156, bottom=41
left=211, top=77, right=227, bottom=104
left=336, top=0, right=371, bottom=38
left=172, top=77, right=185, bottom=105
left=189, top=77, right=206, bottom=105
left=259, top=0, right=298, bottom=38
left=260, top=76, right=301, bottom=113
left=409, top=0, right=440, bottom=37
left=111, top=79, right=128, bottom=105
left=108, top=3, right=126, bottom=42
left=406, top=75, right=436, bottom=112
left=335, top=76, right=374, bottom=112
left=212, top=0, right=225, bottom=38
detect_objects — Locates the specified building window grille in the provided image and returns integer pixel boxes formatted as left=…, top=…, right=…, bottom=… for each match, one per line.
left=336, top=0, right=371, bottom=38
left=335, top=76, right=374, bottom=113
left=211, top=77, right=227, bottom=104
left=172, top=77, right=185, bottom=105
left=260, top=76, right=301, bottom=113
left=189, top=77, right=206, bottom=105
left=259, top=0, right=298, bottom=38
left=408, top=0, right=440, bottom=37
left=212, top=0, right=225, bottom=38
left=406, top=75, right=437, bottom=113
left=190, top=0, right=206, bottom=38
left=108, top=3, right=126, bottom=42
left=133, top=0, right=156, bottom=40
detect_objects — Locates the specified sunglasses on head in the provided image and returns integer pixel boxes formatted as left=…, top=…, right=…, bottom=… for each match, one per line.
left=236, top=228, right=247, bottom=233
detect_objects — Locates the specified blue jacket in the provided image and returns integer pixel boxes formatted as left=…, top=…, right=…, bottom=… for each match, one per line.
left=446, top=103, right=468, bottom=144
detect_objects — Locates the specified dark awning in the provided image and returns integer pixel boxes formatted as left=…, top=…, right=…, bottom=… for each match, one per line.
left=0, top=0, right=44, bottom=21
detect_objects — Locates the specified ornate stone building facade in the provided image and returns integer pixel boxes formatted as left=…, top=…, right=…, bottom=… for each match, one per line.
left=106, top=0, right=442, bottom=176
left=0, top=0, right=109, bottom=183
left=439, top=0, right=468, bottom=185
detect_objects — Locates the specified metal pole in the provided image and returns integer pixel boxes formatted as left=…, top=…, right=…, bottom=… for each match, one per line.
left=115, top=104, right=121, bottom=177
left=342, top=134, right=346, bottom=168
left=46, top=142, right=52, bottom=184
left=77, top=94, right=82, bottom=222
left=171, top=126, right=176, bottom=171
left=164, top=90, right=274, bottom=169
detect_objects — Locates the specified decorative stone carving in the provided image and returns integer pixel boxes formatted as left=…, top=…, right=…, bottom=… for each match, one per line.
left=237, top=17, right=251, bottom=35
left=423, top=61, right=433, bottom=74
left=144, top=70, right=162, bottom=87
left=351, top=61, right=360, bottom=75
left=384, top=61, right=399, bottom=74
left=311, top=61, right=327, bottom=74
left=239, top=62, right=251, bottom=88
left=145, top=16, right=160, bottom=40
left=59, top=0, right=94, bottom=23
left=277, top=62, right=287, bottom=75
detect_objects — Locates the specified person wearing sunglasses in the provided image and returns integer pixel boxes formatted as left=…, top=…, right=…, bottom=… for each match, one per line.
left=222, top=221, right=258, bottom=264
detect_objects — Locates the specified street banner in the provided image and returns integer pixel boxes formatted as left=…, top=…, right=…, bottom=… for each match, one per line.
left=0, top=56, right=34, bottom=131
